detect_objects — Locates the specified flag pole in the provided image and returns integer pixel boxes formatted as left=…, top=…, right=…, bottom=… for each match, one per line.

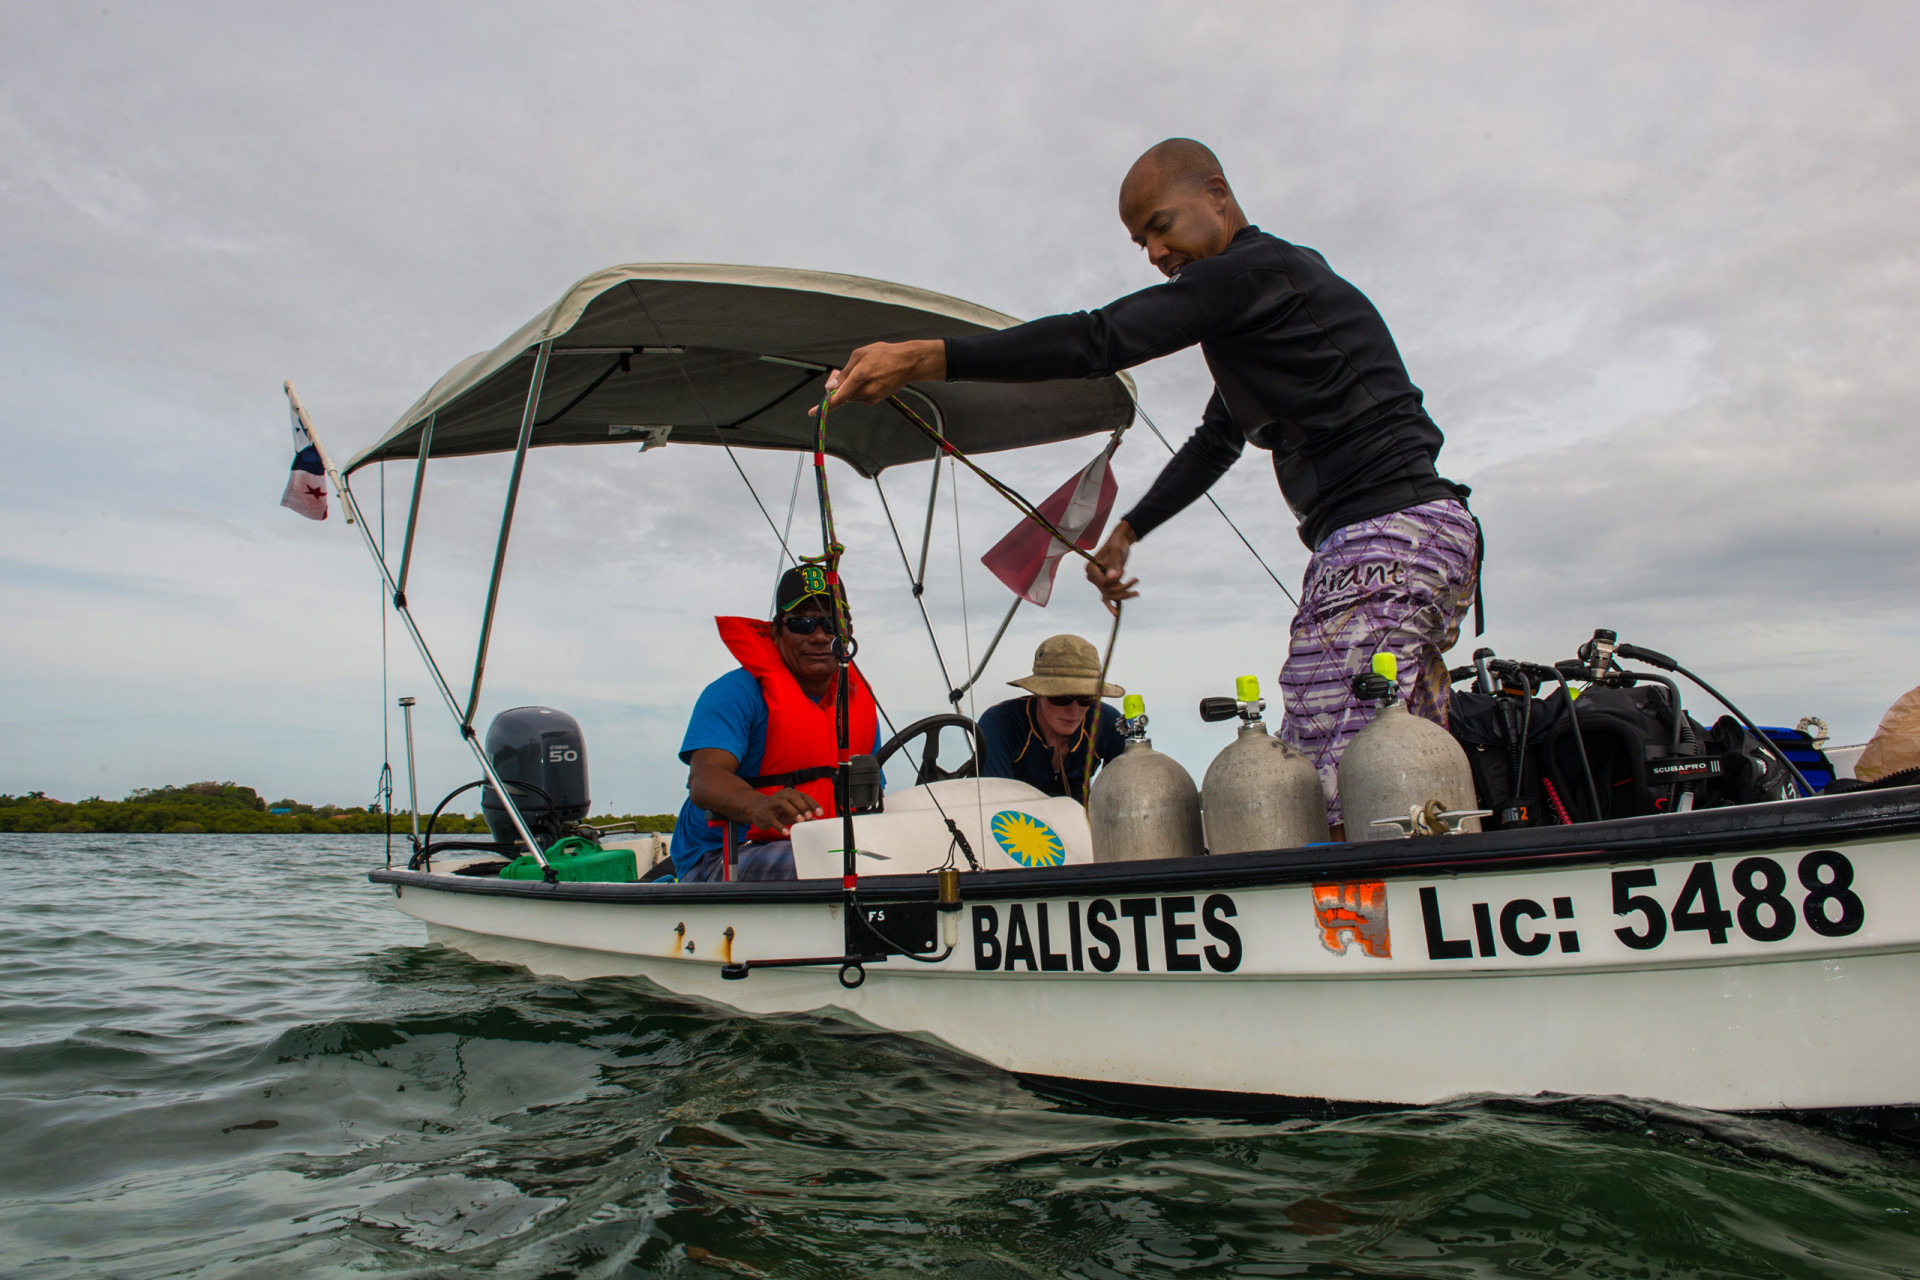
left=283, top=380, right=354, bottom=527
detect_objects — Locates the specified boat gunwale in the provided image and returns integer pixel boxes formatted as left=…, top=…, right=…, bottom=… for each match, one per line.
left=368, top=785, right=1920, bottom=905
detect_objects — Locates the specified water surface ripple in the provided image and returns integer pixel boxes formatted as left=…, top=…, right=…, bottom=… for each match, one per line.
left=3, top=835, right=1916, bottom=1277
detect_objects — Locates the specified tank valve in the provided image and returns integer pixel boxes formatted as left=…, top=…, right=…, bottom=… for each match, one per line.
left=1121, top=694, right=1150, bottom=742
left=1351, top=652, right=1401, bottom=706
left=1579, top=628, right=1619, bottom=682
left=1200, top=675, right=1268, bottom=726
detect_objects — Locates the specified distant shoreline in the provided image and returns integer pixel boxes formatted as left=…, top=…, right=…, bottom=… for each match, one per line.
left=2, top=784, right=673, bottom=837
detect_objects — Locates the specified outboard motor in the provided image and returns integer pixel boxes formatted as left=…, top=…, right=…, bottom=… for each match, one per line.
left=1088, top=696, right=1204, bottom=862
left=1337, top=654, right=1483, bottom=841
left=1198, top=675, right=1329, bottom=854
left=480, top=706, right=590, bottom=848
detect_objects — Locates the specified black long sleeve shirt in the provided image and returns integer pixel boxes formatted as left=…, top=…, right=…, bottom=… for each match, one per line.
left=943, top=226, right=1461, bottom=549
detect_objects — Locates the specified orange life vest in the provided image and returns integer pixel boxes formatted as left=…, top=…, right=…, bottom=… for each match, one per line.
left=715, top=616, right=879, bottom=842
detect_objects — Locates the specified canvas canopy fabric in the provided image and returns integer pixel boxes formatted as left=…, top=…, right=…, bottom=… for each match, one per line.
left=344, top=264, right=1136, bottom=478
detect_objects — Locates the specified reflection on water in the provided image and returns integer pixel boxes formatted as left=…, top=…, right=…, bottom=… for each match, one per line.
left=2, top=834, right=1917, bottom=1278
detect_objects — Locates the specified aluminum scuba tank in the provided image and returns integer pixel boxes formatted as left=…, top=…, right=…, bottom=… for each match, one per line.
left=1087, top=695, right=1205, bottom=862
left=1337, top=653, right=1485, bottom=841
left=1198, top=675, right=1330, bottom=854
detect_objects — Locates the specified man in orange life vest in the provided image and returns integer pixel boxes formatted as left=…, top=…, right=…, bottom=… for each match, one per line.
left=667, top=566, right=883, bottom=881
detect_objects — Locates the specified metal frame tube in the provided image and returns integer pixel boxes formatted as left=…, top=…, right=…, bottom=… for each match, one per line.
left=399, top=696, right=421, bottom=847
left=914, top=455, right=941, bottom=589
left=465, top=339, right=553, bottom=728
left=394, top=412, right=434, bottom=605
left=286, top=381, right=555, bottom=872
left=948, top=594, right=1022, bottom=707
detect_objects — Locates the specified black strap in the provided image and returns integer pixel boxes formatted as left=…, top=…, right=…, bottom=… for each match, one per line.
left=742, top=765, right=837, bottom=790
left=1442, top=479, right=1487, bottom=638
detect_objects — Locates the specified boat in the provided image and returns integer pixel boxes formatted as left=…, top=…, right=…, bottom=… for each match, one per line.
left=298, top=263, right=1920, bottom=1121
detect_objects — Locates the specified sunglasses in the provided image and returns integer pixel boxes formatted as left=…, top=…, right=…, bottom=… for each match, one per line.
left=1044, top=695, right=1098, bottom=708
left=779, top=614, right=839, bottom=636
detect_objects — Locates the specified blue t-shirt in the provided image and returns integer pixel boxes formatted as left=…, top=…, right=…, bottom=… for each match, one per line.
left=669, top=668, right=883, bottom=877
left=978, top=696, right=1126, bottom=802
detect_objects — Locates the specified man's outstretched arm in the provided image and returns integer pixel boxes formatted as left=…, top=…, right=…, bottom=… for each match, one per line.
left=820, top=268, right=1237, bottom=412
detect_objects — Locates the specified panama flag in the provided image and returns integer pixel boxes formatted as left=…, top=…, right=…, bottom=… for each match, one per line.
left=280, top=400, right=329, bottom=521
left=980, top=445, right=1118, bottom=606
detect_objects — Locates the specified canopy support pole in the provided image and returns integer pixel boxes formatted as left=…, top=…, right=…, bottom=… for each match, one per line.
left=913, top=456, right=941, bottom=590
left=948, top=594, right=1022, bottom=708
left=464, top=339, right=553, bottom=730
left=394, top=412, right=434, bottom=607
left=284, top=381, right=556, bottom=875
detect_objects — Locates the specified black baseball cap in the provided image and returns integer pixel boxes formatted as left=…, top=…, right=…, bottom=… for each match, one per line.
left=775, top=564, right=842, bottom=615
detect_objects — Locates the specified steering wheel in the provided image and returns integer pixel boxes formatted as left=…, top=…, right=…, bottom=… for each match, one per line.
left=876, top=714, right=982, bottom=786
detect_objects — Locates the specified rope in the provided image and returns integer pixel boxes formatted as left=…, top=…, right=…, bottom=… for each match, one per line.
left=1134, top=405, right=1298, bottom=608
left=886, top=395, right=1126, bottom=805
left=873, top=473, right=958, bottom=697
left=885, top=396, right=1106, bottom=573
left=1079, top=601, right=1122, bottom=802
left=722, top=443, right=798, bottom=567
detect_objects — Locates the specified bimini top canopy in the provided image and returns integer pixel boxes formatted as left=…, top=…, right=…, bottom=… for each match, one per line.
left=343, top=264, right=1136, bottom=478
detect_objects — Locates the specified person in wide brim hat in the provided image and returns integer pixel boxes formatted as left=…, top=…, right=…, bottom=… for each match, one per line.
left=978, top=635, right=1127, bottom=803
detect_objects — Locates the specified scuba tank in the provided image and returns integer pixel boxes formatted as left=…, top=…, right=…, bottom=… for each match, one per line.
left=1087, top=695, right=1205, bottom=862
left=1337, top=653, right=1485, bottom=841
left=1198, top=675, right=1330, bottom=854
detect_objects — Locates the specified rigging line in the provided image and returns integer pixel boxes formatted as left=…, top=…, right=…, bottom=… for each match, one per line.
left=722, top=444, right=799, bottom=566
left=1080, top=600, right=1123, bottom=800
left=872, top=475, right=958, bottom=698
left=1133, top=404, right=1299, bottom=608
left=1136, top=401, right=1354, bottom=751
left=885, top=396, right=1104, bottom=570
left=767, top=454, right=804, bottom=612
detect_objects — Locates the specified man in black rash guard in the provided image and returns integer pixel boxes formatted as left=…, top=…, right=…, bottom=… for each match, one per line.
left=820, top=139, right=1480, bottom=837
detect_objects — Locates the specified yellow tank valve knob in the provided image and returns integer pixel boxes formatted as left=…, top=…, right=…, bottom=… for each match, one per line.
left=1371, top=652, right=1399, bottom=682
left=1122, top=694, right=1145, bottom=719
left=1236, top=674, right=1261, bottom=702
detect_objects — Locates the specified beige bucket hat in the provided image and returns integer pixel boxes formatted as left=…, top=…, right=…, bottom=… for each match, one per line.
left=1008, top=634, right=1125, bottom=699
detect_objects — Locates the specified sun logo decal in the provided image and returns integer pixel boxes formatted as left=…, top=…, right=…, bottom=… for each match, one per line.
left=991, top=811, right=1066, bottom=868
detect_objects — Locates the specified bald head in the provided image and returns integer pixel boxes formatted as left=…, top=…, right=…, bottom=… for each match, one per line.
left=1118, top=139, right=1248, bottom=278
left=1121, top=138, right=1228, bottom=201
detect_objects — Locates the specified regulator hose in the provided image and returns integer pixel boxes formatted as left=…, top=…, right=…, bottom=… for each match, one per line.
left=1614, top=643, right=1816, bottom=798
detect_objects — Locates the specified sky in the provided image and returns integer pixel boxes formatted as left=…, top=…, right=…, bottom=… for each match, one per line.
left=3, top=1, right=1917, bottom=814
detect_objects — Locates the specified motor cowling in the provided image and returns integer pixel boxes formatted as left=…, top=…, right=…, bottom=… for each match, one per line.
left=1088, top=697, right=1204, bottom=862
left=1337, top=656, right=1481, bottom=841
left=1199, top=676, right=1330, bottom=855
left=481, top=706, right=590, bottom=848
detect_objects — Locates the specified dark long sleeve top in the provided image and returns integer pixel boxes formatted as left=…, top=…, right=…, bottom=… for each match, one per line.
left=943, top=227, right=1461, bottom=549
left=977, top=697, right=1125, bottom=803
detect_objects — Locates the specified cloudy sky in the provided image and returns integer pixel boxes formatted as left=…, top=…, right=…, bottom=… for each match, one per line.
left=4, top=1, right=1916, bottom=814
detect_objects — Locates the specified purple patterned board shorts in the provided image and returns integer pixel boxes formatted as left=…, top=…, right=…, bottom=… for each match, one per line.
left=1278, top=498, right=1480, bottom=827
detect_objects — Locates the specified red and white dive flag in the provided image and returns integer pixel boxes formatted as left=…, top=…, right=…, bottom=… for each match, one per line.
left=980, top=446, right=1117, bottom=605
left=280, top=399, right=329, bottom=521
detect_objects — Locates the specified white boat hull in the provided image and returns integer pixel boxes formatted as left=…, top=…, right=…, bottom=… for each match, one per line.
left=380, top=799, right=1920, bottom=1114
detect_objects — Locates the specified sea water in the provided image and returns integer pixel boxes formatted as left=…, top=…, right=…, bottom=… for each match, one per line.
left=3, top=834, right=1917, bottom=1278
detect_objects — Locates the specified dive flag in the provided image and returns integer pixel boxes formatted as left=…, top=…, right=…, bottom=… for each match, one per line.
left=980, top=447, right=1117, bottom=606
left=280, top=400, right=328, bottom=521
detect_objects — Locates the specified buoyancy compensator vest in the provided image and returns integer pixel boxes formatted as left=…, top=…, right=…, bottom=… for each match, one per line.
left=716, top=616, right=879, bottom=843
left=1450, top=681, right=1787, bottom=826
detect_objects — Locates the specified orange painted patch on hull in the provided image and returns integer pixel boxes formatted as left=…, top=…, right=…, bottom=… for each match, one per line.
left=1312, top=880, right=1391, bottom=958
